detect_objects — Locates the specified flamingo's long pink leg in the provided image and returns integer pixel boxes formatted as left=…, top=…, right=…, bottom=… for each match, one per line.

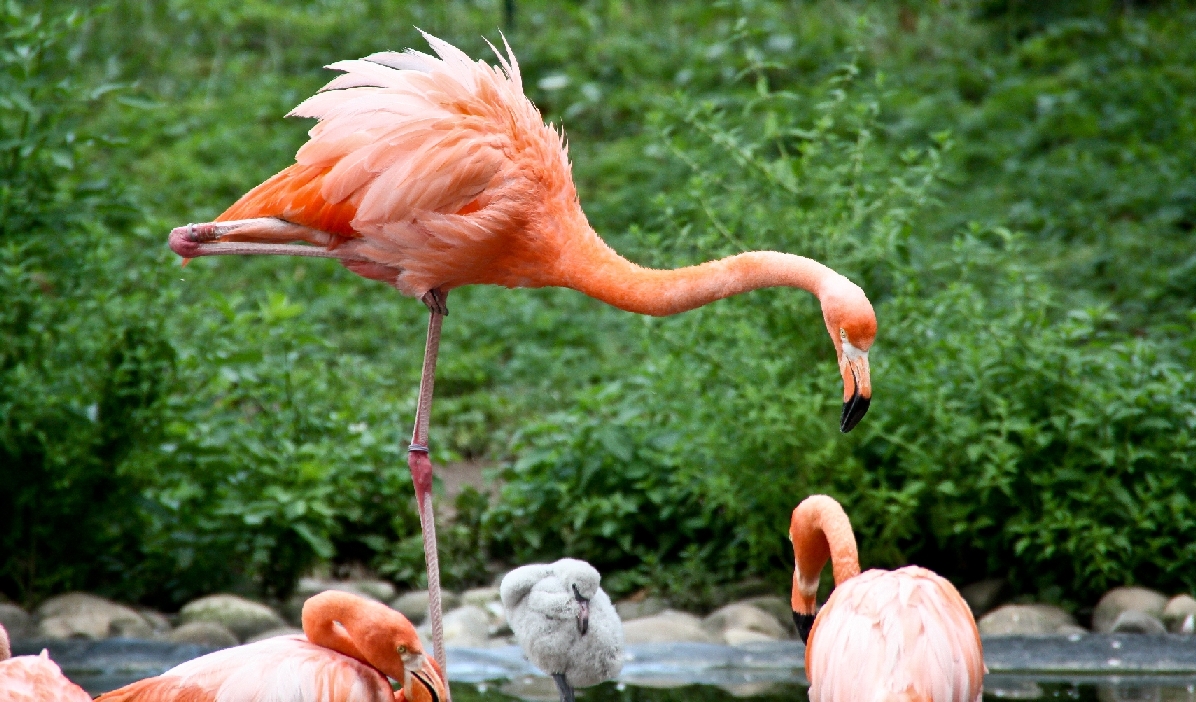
left=408, top=289, right=449, bottom=692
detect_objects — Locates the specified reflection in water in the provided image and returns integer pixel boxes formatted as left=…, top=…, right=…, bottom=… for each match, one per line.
left=419, top=680, right=1196, bottom=702
left=980, top=682, right=1196, bottom=702
left=54, top=672, right=1196, bottom=701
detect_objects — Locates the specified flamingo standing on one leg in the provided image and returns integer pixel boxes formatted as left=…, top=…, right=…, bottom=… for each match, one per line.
left=169, top=33, right=879, bottom=678
left=789, top=495, right=985, bottom=702
left=95, top=590, right=446, bottom=702
left=0, top=623, right=92, bottom=702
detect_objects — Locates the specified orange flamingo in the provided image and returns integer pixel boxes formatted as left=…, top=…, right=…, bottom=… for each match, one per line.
left=789, top=495, right=984, bottom=702
left=0, top=623, right=92, bottom=702
left=169, top=33, right=878, bottom=673
left=96, top=591, right=446, bottom=702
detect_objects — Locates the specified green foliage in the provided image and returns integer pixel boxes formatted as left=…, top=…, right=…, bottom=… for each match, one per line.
left=0, top=2, right=170, bottom=603
left=3, top=0, right=1195, bottom=610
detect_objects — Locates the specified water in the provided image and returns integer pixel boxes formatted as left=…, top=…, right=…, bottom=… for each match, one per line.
left=14, top=637, right=1196, bottom=701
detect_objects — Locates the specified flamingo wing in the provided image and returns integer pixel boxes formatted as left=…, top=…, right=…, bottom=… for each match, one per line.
left=806, top=568, right=984, bottom=702
left=217, top=32, right=573, bottom=297
left=0, top=651, right=92, bottom=702
left=95, top=636, right=395, bottom=702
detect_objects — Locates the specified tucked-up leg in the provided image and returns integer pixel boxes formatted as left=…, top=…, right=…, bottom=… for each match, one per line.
left=408, top=290, right=449, bottom=695
left=168, top=218, right=366, bottom=261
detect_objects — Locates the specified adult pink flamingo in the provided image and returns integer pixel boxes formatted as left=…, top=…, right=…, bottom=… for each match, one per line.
left=96, top=591, right=446, bottom=702
left=790, top=495, right=984, bottom=702
left=0, top=623, right=92, bottom=702
left=169, top=33, right=878, bottom=673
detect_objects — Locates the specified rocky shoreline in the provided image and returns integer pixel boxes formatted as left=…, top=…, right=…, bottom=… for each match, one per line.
left=2, top=578, right=1194, bottom=652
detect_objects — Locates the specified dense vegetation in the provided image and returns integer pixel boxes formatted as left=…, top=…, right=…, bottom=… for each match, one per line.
left=2, top=0, right=1193, bottom=615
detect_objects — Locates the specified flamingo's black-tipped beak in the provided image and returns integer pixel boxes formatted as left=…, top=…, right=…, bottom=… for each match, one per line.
left=403, top=651, right=446, bottom=702
left=793, top=611, right=816, bottom=644
left=840, top=392, right=870, bottom=433
left=839, top=352, right=871, bottom=433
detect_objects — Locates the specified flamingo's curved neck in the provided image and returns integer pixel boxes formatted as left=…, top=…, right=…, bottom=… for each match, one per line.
left=302, top=594, right=372, bottom=664
left=0, top=623, right=10, bottom=661
left=790, top=495, right=860, bottom=610
left=553, top=224, right=839, bottom=317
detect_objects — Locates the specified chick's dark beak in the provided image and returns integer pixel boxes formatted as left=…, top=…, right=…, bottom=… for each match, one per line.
left=573, top=584, right=590, bottom=636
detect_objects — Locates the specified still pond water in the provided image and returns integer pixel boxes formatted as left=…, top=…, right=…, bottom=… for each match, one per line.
left=23, top=638, right=1196, bottom=701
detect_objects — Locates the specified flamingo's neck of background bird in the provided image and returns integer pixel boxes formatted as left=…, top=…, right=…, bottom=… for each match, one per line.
left=0, top=623, right=10, bottom=661
left=553, top=224, right=838, bottom=316
left=790, top=496, right=861, bottom=603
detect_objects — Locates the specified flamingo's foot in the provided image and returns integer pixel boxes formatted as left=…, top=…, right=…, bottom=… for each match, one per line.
left=167, top=218, right=355, bottom=260
left=421, top=288, right=449, bottom=316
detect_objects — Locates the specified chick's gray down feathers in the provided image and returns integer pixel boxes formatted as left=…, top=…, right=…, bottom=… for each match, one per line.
left=500, top=558, right=624, bottom=688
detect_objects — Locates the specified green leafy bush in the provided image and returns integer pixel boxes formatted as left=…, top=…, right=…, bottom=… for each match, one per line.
left=0, top=3, right=171, bottom=603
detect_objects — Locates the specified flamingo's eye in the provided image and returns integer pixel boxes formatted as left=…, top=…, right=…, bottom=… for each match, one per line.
left=840, top=329, right=847, bottom=341
left=397, top=644, right=408, bottom=654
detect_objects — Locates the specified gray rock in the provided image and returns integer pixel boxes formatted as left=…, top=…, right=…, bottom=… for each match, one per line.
left=724, top=627, right=778, bottom=646
left=1108, top=610, right=1167, bottom=635
left=392, top=591, right=431, bottom=623
left=1164, top=595, right=1196, bottom=633
left=178, top=594, right=285, bottom=642
left=1056, top=624, right=1089, bottom=636
left=439, top=605, right=491, bottom=647
left=246, top=626, right=304, bottom=643
left=167, top=621, right=239, bottom=648
left=137, top=609, right=173, bottom=636
left=461, top=587, right=501, bottom=608
left=1094, top=587, right=1168, bottom=634
left=703, top=603, right=787, bottom=643
left=741, top=595, right=797, bottom=636
left=285, top=579, right=397, bottom=624
left=294, top=577, right=396, bottom=603
left=482, top=600, right=509, bottom=636
left=977, top=604, right=1078, bottom=636
left=389, top=590, right=461, bottom=626
left=354, top=580, right=397, bottom=603
left=615, top=596, right=668, bottom=622
left=622, top=609, right=718, bottom=644
left=34, top=593, right=152, bottom=640
left=0, top=603, right=32, bottom=641
left=960, top=579, right=1006, bottom=617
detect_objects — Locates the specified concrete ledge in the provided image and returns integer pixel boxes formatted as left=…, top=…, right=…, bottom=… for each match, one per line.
left=983, top=634, right=1196, bottom=674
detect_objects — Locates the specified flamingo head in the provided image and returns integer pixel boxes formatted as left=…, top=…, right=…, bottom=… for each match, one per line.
left=302, top=591, right=447, bottom=702
left=379, top=629, right=445, bottom=702
left=554, top=558, right=602, bottom=636
left=788, top=504, right=824, bottom=645
left=819, top=277, right=876, bottom=433
left=790, top=582, right=818, bottom=644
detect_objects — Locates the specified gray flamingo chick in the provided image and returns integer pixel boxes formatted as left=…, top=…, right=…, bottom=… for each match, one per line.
left=500, top=558, right=624, bottom=702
